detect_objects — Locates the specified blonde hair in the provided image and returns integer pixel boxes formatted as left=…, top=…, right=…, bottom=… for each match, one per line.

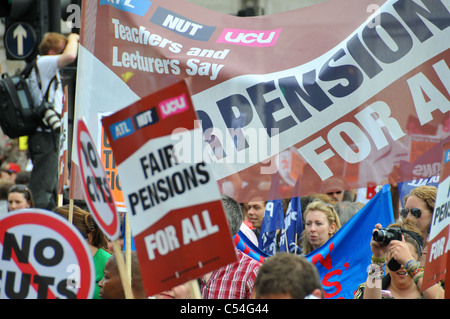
left=404, top=185, right=437, bottom=213
left=301, top=201, right=341, bottom=255
left=38, top=32, right=67, bottom=55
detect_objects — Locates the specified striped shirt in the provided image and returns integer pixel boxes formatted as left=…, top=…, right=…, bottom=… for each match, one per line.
left=201, top=249, right=261, bottom=299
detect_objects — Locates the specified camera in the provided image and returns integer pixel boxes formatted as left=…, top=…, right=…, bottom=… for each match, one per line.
left=373, top=227, right=403, bottom=271
left=35, top=100, right=61, bottom=133
left=372, top=227, right=402, bottom=245
left=42, top=108, right=61, bottom=132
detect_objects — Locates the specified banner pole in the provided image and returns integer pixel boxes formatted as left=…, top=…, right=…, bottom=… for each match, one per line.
left=58, top=193, right=63, bottom=207
left=68, top=198, right=74, bottom=224
left=125, top=213, right=132, bottom=286
left=112, top=240, right=134, bottom=299
left=294, top=233, right=298, bottom=255
left=284, top=231, right=289, bottom=252
left=445, top=252, right=450, bottom=299
left=188, top=279, right=202, bottom=299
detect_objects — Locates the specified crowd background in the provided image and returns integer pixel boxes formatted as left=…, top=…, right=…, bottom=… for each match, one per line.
left=0, top=0, right=447, bottom=301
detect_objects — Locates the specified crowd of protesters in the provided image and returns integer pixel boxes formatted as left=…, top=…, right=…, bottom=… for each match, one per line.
left=0, top=30, right=446, bottom=300
left=1, top=152, right=443, bottom=299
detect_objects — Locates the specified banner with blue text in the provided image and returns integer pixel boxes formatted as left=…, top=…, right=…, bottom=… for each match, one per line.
left=72, top=0, right=450, bottom=203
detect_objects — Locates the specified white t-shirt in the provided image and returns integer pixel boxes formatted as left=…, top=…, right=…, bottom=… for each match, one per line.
left=28, top=55, right=63, bottom=114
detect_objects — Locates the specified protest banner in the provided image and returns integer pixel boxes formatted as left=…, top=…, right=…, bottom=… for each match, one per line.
left=99, top=119, right=127, bottom=212
left=76, top=117, right=132, bottom=298
left=305, top=184, right=394, bottom=299
left=101, top=80, right=237, bottom=296
left=0, top=209, right=95, bottom=299
left=422, top=140, right=450, bottom=292
left=57, top=85, right=69, bottom=205
left=71, top=0, right=449, bottom=205
left=76, top=117, right=121, bottom=240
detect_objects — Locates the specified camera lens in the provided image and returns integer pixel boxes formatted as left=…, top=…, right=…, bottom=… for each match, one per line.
left=43, top=108, right=61, bottom=133
left=373, top=229, right=386, bottom=242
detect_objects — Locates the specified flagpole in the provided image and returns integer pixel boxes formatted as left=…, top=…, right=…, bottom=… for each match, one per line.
left=69, top=198, right=74, bottom=224
left=58, top=193, right=63, bottom=207
left=125, top=213, right=132, bottom=287
left=284, top=231, right=289, bottom=252
left=188, top=279, right=202, bottom=299
left=112, top=240, right=134, bottom=299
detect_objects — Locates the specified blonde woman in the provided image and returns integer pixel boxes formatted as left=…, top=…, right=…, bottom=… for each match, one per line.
left=302, top=201, right=341, bottom=255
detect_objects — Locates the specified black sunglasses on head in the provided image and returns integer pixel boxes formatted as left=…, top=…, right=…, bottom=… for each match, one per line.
left=401, top=208, right=423, bottom=219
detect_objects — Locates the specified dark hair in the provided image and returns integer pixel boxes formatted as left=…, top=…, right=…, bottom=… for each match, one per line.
left=255, top=253, right=323, bottom=299
left=388, top=219, right=424, bottom=258
left=8, top=184, right=35, bottom=207
left=108, top=251, right=145, bottom=298
left=0, top=181, right=14, bottom=200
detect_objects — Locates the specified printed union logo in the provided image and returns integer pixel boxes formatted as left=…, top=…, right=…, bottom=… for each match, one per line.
left=133, top=108, right=159, bottom=129
left=217, top=28, right=282, bottom=47
left=99, top=0, right=152, bottom=17
left=150, top=7, right=216, bottom=41
left=158, top=93, right=188, bottom=119
left=110, top=118, right=134, bottom=141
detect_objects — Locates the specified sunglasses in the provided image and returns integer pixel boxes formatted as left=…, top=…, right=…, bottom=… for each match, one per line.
left=401, top=208, right=423, bottom=219
left=327, top=191, right=342, bottom=196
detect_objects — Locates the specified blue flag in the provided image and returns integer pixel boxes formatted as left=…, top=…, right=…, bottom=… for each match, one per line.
left=258, top=173, right=284, bottom=255
left=279, top=179, right=303, bottom=254
left=258, top=199, right=284, bottom=255
left=305, top=184, right=394, bottom=299
left=279, top=197, right=303, bottom=253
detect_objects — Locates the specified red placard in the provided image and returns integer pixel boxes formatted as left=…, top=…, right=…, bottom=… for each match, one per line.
left=422, top=141, right=450, bottom=292
left=0, top=209, right=95, bottom=299
left=102, top=80, right=237, bottom=296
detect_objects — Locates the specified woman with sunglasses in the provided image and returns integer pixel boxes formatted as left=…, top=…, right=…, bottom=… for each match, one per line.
left=402, top=185, right=437, bottom=261
left=7, top=184, right=35, bottom=212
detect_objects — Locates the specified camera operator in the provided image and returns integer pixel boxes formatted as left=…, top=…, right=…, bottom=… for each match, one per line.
left=27, top=32, right=79, bottom=210
left=354, top=219, right=444, bottom=299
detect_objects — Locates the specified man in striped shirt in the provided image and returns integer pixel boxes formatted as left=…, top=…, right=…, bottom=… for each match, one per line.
left=201, top=194, right=262, bottom=299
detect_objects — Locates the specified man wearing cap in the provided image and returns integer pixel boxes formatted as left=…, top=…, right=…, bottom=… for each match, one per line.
left=322, top=177, right=346, bottom=203
left=0, top=162, right=21, bottom=183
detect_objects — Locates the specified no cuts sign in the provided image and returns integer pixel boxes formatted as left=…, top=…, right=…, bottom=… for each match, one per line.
left=101, top=80, right=237, bottom=296
left=76, top=118, right=121, bottom=240
left=0, top=209, right=95, bottom=299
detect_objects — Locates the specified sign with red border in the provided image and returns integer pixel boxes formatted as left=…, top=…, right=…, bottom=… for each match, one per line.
left=76, top=118, right=121, bottom=240
left=422, top=142, right=450, bottom=292
left=102, top=81, right=237, bottom=296
left=0, top=209, right=95, bottom=299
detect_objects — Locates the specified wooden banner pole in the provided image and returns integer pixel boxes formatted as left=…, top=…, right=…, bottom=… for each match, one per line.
left=112, top=240, right=134, bottom=299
